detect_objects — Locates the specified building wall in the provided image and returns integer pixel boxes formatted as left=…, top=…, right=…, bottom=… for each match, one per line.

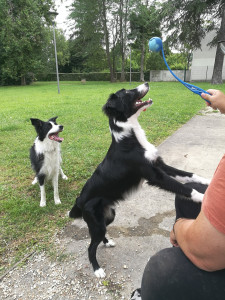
left=149, top=70, right=190, bottom=82
left=190, top=31, right=225, bottom=81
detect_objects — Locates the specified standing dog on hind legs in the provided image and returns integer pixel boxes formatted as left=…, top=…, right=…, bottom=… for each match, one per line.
left=30, top=117, right=68, bottom=207
left=69, top=83, right=210, bottom=278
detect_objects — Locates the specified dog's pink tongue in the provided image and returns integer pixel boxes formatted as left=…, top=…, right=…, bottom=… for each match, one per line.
left=50, top=134, right=64, bottom=142
left=55, top=135, right=64, bottom=142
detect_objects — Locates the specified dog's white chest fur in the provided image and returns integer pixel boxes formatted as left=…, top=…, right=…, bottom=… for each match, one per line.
left=112, top=115, right=158, bottom=162
left=35, top=138, right=61, bottom=179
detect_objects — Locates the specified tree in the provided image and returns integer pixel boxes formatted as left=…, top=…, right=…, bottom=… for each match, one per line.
left=69, top=0, right=110, bottom=74
left=211, top=8, right=225, bottom=84
left=118, top=0, right=129, bottom=81
left=129, top=3, right=161, bottom=81
left=100, top=0, right=116, bottom=81
left=0, top=0, right=54, bottom=85
left=161, top=0, right=225, bottom=84
left=41, top=28, right=70, bottom=73
left=69, top=0, right=136, bottom=82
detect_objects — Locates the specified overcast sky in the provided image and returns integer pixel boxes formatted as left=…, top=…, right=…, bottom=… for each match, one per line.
left=55, top=0, right=74, bottom=38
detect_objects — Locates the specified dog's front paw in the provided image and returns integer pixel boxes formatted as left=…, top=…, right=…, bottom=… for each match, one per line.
left=54, top=198, right=61, bottom=205
left=94, top=268, right=106, bottom=278
left=205, top=178, right=211, bottom=185
left=62, top=174, right=68, bottom=180
left=191, top=190, right=204, bottom=203
left=32, top=177, right=38, bottom=185
left=192, top=174, right=211, bottom=185
left=40, top=201, right=46, bottom=207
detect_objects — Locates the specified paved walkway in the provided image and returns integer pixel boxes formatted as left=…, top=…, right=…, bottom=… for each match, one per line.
left=1, top=109, right=225, bottom=300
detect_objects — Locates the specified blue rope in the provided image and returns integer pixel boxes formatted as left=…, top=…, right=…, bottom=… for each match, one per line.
left=161, top=46, right=211, bottom=104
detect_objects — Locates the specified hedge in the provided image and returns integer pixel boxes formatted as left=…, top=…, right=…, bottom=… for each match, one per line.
left=36, top=72, right=150, bottom=82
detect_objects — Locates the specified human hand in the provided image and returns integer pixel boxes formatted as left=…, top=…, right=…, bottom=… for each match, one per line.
left=170, top=229, right=179, bottom=247
left=201, top=89, right=225, bottom=114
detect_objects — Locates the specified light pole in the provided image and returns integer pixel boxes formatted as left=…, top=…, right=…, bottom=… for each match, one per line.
left=48, top=11, right=60, bottom=94
left=130, top=47, right=132, bottom=84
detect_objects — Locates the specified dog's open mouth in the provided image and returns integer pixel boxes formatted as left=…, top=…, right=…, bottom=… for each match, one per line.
left=135, top=98, right=153, bottom=110
left=49, top=131, right=64, bottom=143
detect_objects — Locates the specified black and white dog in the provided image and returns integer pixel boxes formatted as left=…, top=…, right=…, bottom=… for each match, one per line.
left=69, top=83, right=209, bottom=278
left=30, top=117, right=68, bottom=207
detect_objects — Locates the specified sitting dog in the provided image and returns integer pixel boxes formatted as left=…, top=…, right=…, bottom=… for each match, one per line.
left=69, top=83, right=210, bottom=278
left=30, top=117, right=68, bottom=207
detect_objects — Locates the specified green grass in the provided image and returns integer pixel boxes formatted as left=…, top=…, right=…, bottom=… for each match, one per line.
left=0, top=80, right=224, bottom=275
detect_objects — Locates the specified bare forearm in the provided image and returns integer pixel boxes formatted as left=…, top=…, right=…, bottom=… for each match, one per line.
left=171, top=212, right=225, bottom=271
left=172, top=218, right=203, bottom=267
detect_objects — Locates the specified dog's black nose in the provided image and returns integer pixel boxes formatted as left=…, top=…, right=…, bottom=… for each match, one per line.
left=59, top=125, right=63, bottom=131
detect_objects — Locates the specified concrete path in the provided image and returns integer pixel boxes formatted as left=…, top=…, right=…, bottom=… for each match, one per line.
left=1, top=109, right=225, bottom=300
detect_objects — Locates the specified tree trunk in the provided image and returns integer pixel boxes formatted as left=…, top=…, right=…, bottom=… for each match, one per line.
left=119, top=0, right=126, bottom=82
left=211, top=8, right=225, bottom=84
left=21, top=75, right=26, bottom=86
left=140, top=41, right=145, bottom=82
left=101, top=0, right=115, bottom=82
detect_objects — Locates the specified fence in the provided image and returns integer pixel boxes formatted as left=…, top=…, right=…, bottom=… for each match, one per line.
left=150, top=70, right=190, bottom=82
left=36, top=70, right=191, bottom=82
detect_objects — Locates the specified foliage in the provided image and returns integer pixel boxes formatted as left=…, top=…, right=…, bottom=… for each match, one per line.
left=160, top=0, right=222, bottom=49
left=41, top=28, right=70, bottom=73
left=68, top=0, right=192, bottom=79
left=129, top=3, right=161, bottom=79
left=0, top=0, right=55, bottom=85
left=69, top=0, right=153, bottom=81
left=1, top=0, right=223, bottom=85
left=68, top=38, right=108, bottom=73
left=69, top=0, right=107, bottom=73
left=160, top=0, right=225, bottom=84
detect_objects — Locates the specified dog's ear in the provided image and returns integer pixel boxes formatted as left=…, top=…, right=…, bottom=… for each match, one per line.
left=49, top=116, right=58, bottom=123
left=102, top=94, right=124, bottom=117
left=30, top=118, right=43, bottom=128
left=30, top=119, right=45, bottom=138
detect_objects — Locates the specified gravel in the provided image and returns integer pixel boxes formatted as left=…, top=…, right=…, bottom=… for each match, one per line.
left=0, top=250, right=130, bottom=300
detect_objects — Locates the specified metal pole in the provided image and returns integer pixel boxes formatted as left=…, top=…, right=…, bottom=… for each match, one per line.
left=130, top=47, right=131, bottom=84
left=52, top=22, right=60, bottom=94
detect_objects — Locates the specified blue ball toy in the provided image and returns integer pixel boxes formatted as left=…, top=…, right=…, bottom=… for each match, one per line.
left=148, top=37, right=162, bottom=52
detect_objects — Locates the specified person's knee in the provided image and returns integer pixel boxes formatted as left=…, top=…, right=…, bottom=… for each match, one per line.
left=141, top=248, right=181, bottom=300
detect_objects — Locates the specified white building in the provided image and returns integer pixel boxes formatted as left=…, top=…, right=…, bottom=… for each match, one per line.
left=190, top=31, right=225, bottom=81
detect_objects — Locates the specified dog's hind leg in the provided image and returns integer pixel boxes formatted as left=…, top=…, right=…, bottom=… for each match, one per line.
left=103, top=206, right=116, bottom=247
left=83, top=200, right=107, bottom=278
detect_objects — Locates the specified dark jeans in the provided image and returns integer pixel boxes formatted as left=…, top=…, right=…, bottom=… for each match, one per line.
left=141, top=247, right=225, bottom=300
left=141, top=183, right=225, bottom=300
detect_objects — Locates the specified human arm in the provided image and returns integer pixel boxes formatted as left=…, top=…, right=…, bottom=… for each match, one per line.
left=170, top=211, right=225, bottom=271
left=201, top=89, right=225, bottom=113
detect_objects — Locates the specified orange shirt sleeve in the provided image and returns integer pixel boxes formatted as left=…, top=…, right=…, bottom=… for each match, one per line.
left=202, top=154, right=225, bottom=234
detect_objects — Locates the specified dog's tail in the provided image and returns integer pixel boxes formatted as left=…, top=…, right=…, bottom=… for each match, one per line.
left=69, top=203, right=82, bottom=219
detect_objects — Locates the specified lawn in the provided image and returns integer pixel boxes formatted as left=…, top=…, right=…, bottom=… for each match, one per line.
left=0, top=80, right=224, bottom=275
